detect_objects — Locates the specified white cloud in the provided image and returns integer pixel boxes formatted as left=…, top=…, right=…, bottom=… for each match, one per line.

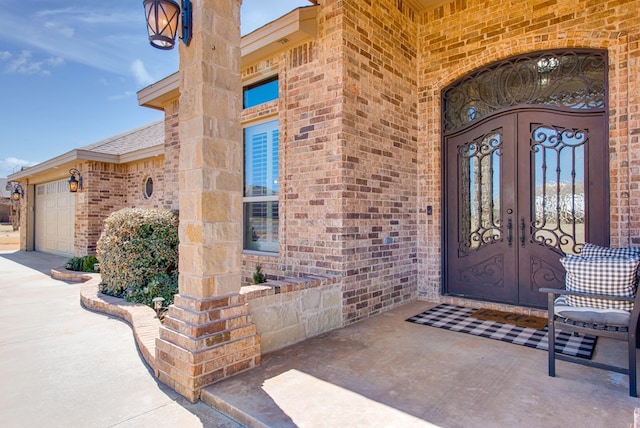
left=108, top=91, right=135, bottom=101
left=0, top=5, right=164, bottom=79
left=0, top=0, right=313, bottom=95
left=44, top=22, right=75, bottom=38
left=4, top=51, right=39, bottom=74
left=0, top=157, right=39, bottom=179
left=2, top=50, right=64, bottom=75
left=47, top=57, right=65, bottom=67
left=35, top=7, right=139, bottom=26
left=0, top=1, right=308, bottom=83
left=131, top=59, right=154, bottom=86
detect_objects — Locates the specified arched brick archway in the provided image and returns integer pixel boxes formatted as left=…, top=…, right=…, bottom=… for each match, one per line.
left=417, top=31, right=633, bottom=302
left=440, top=49, right=609, bottom=307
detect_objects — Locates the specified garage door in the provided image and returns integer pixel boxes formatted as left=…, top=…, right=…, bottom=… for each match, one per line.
left=35, top=180, right=75, bottom=257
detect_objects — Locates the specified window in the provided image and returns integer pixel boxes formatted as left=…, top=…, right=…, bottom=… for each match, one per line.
left=243, top=120, right=279, bottom=252
left=243, top=76, right=278, bottom=109
left=144, top=177, right=154, bottom=199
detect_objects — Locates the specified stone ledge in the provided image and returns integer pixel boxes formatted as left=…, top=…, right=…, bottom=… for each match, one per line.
left=51, top=266, right=94, bottom=282
left=240, top=274, right=341, bottom=301
left=57, top=268, right=160, bottom=375
left=64, top=268, right=341, bottom=382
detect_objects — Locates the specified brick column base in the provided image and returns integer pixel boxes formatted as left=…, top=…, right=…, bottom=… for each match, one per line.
left=155, top=293, right=261, bottom=402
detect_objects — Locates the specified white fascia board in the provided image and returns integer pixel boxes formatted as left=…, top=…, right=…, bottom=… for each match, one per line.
left=8, top=149, right=117, bottom=181
left=137, top=72, right=180, bottom=110
left=241, top=6, right=318, bottom=66
left=118, top=145, right=165, bottom=164
left=7, top=144, right=165, bottom=183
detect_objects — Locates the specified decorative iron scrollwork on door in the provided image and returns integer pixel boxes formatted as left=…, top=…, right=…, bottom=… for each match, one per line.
left=530, top=124, right=587, bottom=255
left=458, top=129, right=503, bottom=254
left=457, top=254, right=504, bottom=286
left=443, top=50, right=607, bottom=133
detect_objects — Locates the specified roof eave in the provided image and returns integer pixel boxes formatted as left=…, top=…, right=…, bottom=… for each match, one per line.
left=137, top=6, right=319, bottom=110
left=241, top=6, right=318, bottom=66
left=137, top=72, right=180, bottom=110
left=118, top=145, right=165, bottom=164
left=8, top=150, right=118, bottom=182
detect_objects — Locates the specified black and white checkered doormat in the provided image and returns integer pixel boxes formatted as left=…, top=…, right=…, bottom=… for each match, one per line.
left=407, top=304, right=596, bottom=359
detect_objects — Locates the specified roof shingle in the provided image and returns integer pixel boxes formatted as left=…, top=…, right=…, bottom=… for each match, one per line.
left=79, top=120, right=164, bottom=155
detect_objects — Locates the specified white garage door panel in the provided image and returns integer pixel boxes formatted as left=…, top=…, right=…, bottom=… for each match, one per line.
left=35, top=180, right=75, bottom=257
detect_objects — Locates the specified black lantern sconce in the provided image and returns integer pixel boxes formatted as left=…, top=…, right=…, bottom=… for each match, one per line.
left=143, top=0, right=192, bottom=50
left=10, top=183, right=24, bottom=201
left=68, top=168, right=83, bottom=193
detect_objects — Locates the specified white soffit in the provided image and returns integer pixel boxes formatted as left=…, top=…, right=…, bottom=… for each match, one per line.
left=241, top=6, right=318, bottom=66
left=137, top=72, right=180, bottom=110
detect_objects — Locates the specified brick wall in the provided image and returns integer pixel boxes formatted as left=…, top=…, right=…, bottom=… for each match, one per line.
left=337, top=0, right=419, bottom=322
left=125, top=157, right=166, bottom=209
left=240, top=0, right=419, bottom=324
left=415, top=0, right=640, bottom=299
left=129, top=0, right=639, bottom=326
left=162, top=100, right=180, bottom=210
left=74, top=103, right=178, bottom=256
left=75, top=162, right=127, bottom=255
left=74, top=157, right=170, bottom=255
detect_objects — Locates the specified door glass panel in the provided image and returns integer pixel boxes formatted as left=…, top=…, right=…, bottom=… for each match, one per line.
left=531, top=125, right=586, bottom=255
left=459, top=130, right=502, bottom=253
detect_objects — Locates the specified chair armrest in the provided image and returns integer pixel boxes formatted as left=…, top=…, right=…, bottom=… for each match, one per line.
left=539, top=287, right=635, bottom=303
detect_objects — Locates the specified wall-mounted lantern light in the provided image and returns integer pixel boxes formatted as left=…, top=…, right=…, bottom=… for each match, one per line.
left=11, top=183, right=24, bottom=201
left=143, top=0, right=192, bottom=50
left=68, top=168, right=82, bottom=193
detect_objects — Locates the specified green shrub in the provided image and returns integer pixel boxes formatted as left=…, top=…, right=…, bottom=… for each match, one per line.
left=97, top=208, right=179, bottom=297
left=124, top=272, right=178, bottom=308
left=253, top=264, right=267, bottom=284
left=66, top=257, right=83, bottom=272
left=65, top=255, right=99, bottom=272
left=82, top=255, right=99, bottom=272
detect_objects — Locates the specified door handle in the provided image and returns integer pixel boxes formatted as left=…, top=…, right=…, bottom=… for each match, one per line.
left=506, top=218, right=513, bottom=247
left=520, top=217, right=526, bottom=247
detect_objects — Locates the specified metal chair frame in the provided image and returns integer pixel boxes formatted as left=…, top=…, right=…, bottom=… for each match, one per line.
left=540, top=287, right=640, bottom=397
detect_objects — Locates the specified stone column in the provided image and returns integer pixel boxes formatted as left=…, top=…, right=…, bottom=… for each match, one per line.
left=155, top=0, right=260, bottom=402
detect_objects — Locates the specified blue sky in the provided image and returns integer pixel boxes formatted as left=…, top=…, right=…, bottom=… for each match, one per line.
left=0, top=0, right=311, bottom=178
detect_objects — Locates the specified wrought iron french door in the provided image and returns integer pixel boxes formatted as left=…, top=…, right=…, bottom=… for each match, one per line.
left=444, top=109, right=607, bottom=307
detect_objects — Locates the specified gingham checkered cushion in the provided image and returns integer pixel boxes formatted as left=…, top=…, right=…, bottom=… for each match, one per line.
left=581, top=242, right=640, bottom=259
left=581, top=242, right=640, bottom=287
left=559, top=255, right=638, bottom=311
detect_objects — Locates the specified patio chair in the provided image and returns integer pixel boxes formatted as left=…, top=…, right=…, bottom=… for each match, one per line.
left=540, top=246, right=640, bottom=397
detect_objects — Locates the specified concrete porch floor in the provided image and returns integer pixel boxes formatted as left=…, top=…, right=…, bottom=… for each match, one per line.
left=3, top=249, right=637, bottom=427
left=204, top=301, right=639, bottom=428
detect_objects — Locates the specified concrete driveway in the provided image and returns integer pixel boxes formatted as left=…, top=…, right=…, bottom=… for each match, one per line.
left=0, top=250, right=241, bottom=428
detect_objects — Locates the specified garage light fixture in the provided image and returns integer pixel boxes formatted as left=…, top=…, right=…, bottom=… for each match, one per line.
left=68, top=169, right=82, bottom=193
left=11, top=183, right=24, bottom=201
left=143, top=0, right=192, bottom=50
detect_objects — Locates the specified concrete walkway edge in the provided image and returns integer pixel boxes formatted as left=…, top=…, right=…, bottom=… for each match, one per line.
left=52, top=267, right=160, bottom=375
